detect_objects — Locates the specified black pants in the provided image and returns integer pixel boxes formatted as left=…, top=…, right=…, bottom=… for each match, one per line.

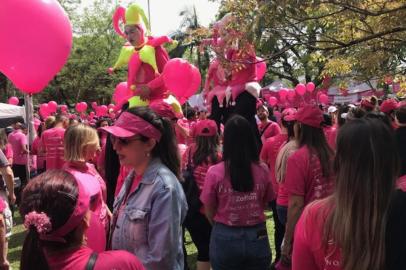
left=270, top=200, right=285, bottom=263
left=184, top=211, right=212, bottom=262
left=209, top=96, right=234, bottom=130
left=12, top=164, right=27, bottom=205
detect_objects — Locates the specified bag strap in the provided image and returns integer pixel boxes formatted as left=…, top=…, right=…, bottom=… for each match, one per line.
left=85, top=252, right=98, bottom=270
left=260, top=122, right=272, bottom=137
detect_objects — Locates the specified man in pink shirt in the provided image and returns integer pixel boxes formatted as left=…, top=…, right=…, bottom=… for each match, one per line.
left=8, top=123, right=29, bottom=195
left=257, top=104, right=281, bottom=145
left=41, top=114, right=69, bottom=170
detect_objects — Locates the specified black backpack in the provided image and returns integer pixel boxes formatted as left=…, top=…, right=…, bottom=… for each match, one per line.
left=181, top=149, right=203, bottom=213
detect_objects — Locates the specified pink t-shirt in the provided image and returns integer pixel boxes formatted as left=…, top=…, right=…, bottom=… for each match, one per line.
left=115, top=165, right=132, bottom=197
left=397, top=175, right=406, bottom=192
left=42, top=127, right=65, bottom=170
left=31, top=137, right=46, bottom=170
left=324, top=126, right=338, bottom=151
left=200, top=162, right=275, bottom=226
left=46, top=246, right=145, bottom=270
left=3, top=144, right=13, bottom=162
left=284, top=146, right=334, bottom=206
left=64, top=163, right=109, bottom=252
left=258, top=121, right=281, bottom=144
left=176, top=118, right=196, bottom=145
left=293, top=200, right=341, bottom=270
left=260, top=133, right=288, bottom=194
left=8, top=130, right=27, bottom=165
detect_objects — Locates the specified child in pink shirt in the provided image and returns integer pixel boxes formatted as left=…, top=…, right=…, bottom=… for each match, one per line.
left=64, top=124, right=110, bottom=252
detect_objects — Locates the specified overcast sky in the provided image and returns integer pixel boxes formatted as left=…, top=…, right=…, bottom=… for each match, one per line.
left=116, top=0, right=220, bottom=35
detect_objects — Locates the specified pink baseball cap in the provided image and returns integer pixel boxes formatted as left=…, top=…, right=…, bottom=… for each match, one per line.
left=294, top=105, right=323, bottom=128
left=380, top=99, right=398, bottom=114
left=281, top=108, right=297, bottom=121
left=193, top=119, right=218, bottom=137
left=100, top=111, right=161, bottom=141
left=150, top=101, right=178, bottom=120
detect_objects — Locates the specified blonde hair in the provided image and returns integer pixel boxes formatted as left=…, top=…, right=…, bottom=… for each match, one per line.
left=64, top=124, right=99, bottom=162
left=45, top=116, right=56, bottom=130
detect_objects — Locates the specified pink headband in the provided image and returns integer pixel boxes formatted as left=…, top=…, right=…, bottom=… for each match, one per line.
left=24, top=171, right=90, bottom=243
left=100, top=112, right=162, bottom=141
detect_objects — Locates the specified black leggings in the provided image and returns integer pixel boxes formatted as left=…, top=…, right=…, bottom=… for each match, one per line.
left=184, top=211, right=212, bottom=262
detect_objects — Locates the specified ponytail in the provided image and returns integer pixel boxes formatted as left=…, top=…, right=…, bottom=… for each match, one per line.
left=20, top=228, right=49, bottom=270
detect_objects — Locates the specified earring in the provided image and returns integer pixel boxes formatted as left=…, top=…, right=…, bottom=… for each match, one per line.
left=145, top=152, right=150, bottom=157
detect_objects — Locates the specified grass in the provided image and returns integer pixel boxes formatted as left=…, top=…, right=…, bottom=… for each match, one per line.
left=9, top=212, right=276, bottom=270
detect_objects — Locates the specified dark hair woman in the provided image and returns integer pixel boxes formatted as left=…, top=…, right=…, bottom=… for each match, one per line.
left=182, top=119, right=221, bottom=270
left=200, top=115, right=274, bottom=269
left=293, top=118, right=406, bottom=270
left=100, top=106, right=187, bottom=270
left=20, top=170, right=144, bottom=270
left=281, top=105, right=334, bottom=265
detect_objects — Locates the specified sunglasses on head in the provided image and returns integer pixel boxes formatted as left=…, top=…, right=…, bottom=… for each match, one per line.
left=110, top=135, right=142, bottom=145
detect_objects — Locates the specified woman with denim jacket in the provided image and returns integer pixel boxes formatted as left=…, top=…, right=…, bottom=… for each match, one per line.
left=101, top=107, right=188, bottom=270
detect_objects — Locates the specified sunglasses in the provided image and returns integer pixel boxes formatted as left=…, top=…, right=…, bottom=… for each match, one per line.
left=110, top=135, right=142, bottom=145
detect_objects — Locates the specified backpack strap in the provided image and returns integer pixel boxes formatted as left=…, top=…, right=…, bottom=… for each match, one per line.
left=85, top=252, right=98, bottom=270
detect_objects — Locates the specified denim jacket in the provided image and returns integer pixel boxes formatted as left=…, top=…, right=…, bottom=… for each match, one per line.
left=111, top=158, right=188, bottom=270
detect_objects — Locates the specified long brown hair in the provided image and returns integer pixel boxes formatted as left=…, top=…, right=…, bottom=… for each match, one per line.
left=297, top=123, right=333, bottom=177
left=323, top=118, right=399, bottom=270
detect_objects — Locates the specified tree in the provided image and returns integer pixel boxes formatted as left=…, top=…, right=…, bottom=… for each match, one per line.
left=207, top=0, right=406, bottom=88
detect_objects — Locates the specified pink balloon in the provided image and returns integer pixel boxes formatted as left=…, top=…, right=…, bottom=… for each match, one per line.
left=60, top=104, right=68, bottom=112
left=96, top=105, right=108, bottom=117
left=319, top=94, right=329, bottom=104
left=113, top=82, right=133, bottom=104
left=75, top=102, right=87, bottom=113
left=255, top=58, right=266, bottom=81
left=39, top=103, right=50, bottom=118
left=0, top=0, right=72, bottom=94
left=48, top=101, right=58, bottom=113
left=295, top=84, right=306, bottom=96
left=278, top=89, right=288, bottom=99
left=183, top=65, right=202, bottom=99
left=268, top=96, right=278, bottom=106
left=306, top=82, right=315, bottom=92
left=91, top=102, right=98, bottom=110
left=8, top=96, right=19, bottom=105
left=162, top=58, right=202, bottom=99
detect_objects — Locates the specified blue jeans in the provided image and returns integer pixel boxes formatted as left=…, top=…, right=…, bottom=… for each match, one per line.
left=210, top=222, right=271, bottom=270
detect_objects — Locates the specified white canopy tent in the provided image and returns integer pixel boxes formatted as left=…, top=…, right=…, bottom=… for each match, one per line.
left=0, top=103, right=25, bottom=120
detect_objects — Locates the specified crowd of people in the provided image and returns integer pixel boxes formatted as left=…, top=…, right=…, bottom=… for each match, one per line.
left=1, top=2, right=405, bottom=270
left=0, top=94, right=403, bottom=270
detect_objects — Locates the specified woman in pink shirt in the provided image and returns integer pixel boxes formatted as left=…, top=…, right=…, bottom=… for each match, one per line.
left=182, top=119, right=221, bottom=270
left=19, top=170, right=144, bottom=270
left=201, top=115, right=274, bottom=270
left=293, top=118, right=405, bottom=270
left=63, top=124, right=110, bottom=252
left=281, top=105, right=334, bottom=267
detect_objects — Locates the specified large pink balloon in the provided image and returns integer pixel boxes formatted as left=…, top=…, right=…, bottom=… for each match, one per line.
left=163, top=58, right=201, bottom=99
left=48, top=101, right=58, bottom=113
left=306, top=82, right=315, bottom=92
left=39, top=103, right=50, bottom=119
left=268, top=96, right=278, bottom=106
left=113, top=82, right=133, bottom=104
left=295, top=84, right=306, bottom=96
left=0, top=0, right=72, bottom=94
left=287, top=90, right=296, bottom=101
left=91, top=102, right=98, bottom=110
left=8, top=97, right=19, bottom=105
left=183, top=65, right=202, bottom=99
left=256, top=58, right=266, bottom=81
